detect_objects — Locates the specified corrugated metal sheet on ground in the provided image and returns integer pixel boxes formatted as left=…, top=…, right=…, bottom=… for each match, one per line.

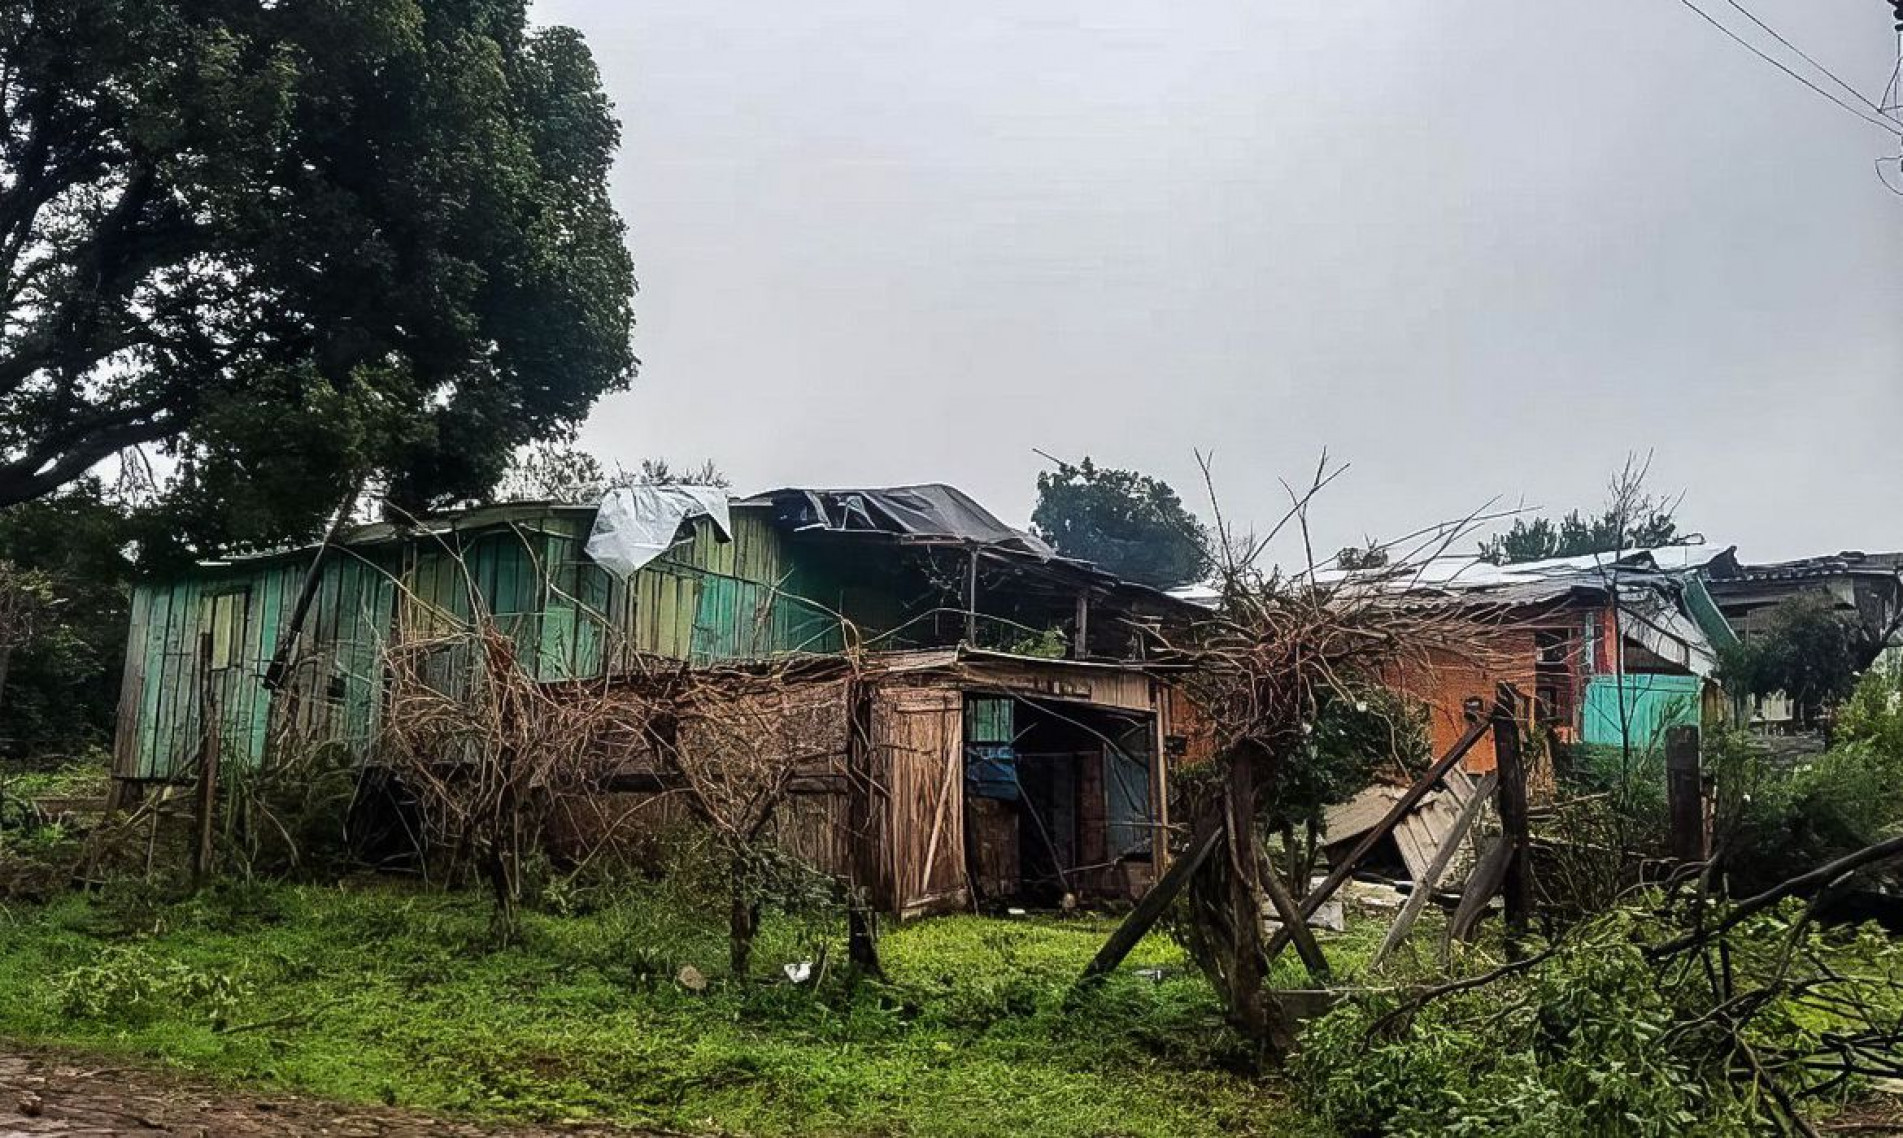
left=1323, top=767, right=1487, bottom=883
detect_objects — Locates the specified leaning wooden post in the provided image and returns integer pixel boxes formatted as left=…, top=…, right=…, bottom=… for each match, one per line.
left=1370, top=771, right=1497, bottom=970
left=191, top=633, right=222, bottom=889
left=1263, top=716, right=1489, bottom=963
left=1257, top=849, right=1330, bottom=983
left=1080, top=818, right=1222, bottom=981
left=1492, top=683, right=1533, bottom=958
left=1665, top=725, right=1706, bottom=864
left=262, top=482, right=361, bottom=692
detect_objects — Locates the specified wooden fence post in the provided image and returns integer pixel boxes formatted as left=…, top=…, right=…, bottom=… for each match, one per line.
left=1666, top=725, right=1706, bottom=864
left=1492, top=683, right=1533, bottom=958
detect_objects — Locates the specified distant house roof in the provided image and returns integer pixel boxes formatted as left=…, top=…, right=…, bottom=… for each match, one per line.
left=1707, top=550, right=1903, bottom=585
left=1171, top=544, right=1738, bottom=676
left=1338, top=547, right=1740, bottom=674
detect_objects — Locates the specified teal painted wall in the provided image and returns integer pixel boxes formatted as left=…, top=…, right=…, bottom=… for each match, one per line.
left=114, top=508, right=845, bottom=782
left=1582, top=674, right=1703, bottom=753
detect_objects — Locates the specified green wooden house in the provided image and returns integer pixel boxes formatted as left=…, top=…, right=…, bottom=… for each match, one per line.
left=112, top=486, right=1183, bottom=788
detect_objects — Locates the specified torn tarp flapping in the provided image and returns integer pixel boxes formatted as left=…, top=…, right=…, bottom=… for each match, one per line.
left=585, top=484, right=731, bottom=578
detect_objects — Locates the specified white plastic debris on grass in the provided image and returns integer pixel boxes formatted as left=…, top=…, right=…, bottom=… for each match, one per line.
left=783, top=961, right=813, bottom=984
left=586, top=484, right=731, bottom=577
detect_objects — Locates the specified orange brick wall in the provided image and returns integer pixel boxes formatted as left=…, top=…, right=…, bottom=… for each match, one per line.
left=1386, top=632, right=1541, bottom=775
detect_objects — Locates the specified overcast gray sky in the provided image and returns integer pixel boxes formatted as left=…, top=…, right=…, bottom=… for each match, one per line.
left=538, top=0, right=1902, bottom=565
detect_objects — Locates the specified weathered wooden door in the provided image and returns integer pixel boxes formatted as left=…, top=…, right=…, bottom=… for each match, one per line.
left=873, top=686, right=967, bottom=917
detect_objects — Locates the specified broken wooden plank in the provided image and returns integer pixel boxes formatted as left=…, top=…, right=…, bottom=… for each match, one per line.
left=1080, top=819, right=1223, bottom=981
left=1443, top=834, right=1510, bottom=959
left=1264, top=715, right=1490, bottom=963
left=1370, top=771, right=1496, bottom=970
left=1258, top=851, right=1330, bottom=983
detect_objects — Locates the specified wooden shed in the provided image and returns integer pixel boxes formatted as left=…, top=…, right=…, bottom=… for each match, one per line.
left=589, top=647, right=1197, bottom=918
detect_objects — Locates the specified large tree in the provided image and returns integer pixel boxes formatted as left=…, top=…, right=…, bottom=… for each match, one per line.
left=0, top=0, right=635, bottom=547
left=1031, top=457, right=1209, bottom=589
left=0, top=476, right=136, bottom=760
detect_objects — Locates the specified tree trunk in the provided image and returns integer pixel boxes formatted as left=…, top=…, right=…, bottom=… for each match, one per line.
left=1222, top=752, right=1275, bottom=1044
left=729, top=855, right=760, bottom=979
left=486, top=844, right=519, bottom=944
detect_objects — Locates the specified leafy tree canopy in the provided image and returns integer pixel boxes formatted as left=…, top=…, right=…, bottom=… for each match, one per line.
left=1030, top=458, right=1209, bottom=589
left=493, top=444, right=727, bottom=504
left=1478, top=510, right=1681, bottom=565
left=1720, top=594, right=1865, bottom=728
left=0, top=477, right=139, bottom=760
left=1479, top=458, right=1683, bottom=565
left=0, top=0, right=636, bottom=552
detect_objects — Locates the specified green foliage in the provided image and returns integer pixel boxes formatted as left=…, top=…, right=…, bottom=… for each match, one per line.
left=998, top=626, right=1069, bottom=659
left=1267, top=687, right=1430, bottom=833
left=1031, top=458, right=1210, bottom=589
left=0, top=879, right=1287, bottom=1136
left=1479, top=508, right=1681, bottom=565
left=1716, top=673, right=1903, bottom=895
left=1720, top=594, right=1864, bottom=727
left=1294, top=905, right=1903, bottom=1136
left=0, top=479, right=139, bottom=760
left=0, top=0, right=636, bottom=541
left=56, top=945, right=249, bottom=1027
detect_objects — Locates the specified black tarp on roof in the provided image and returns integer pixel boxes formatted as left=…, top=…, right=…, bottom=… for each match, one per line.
left=740, top=484, right=1060, bottom=559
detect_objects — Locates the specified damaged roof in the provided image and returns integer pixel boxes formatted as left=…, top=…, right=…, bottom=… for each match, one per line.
left=739, top=484, right=1059, bottom=558
left=1707, top=550, right=1903, bottom=583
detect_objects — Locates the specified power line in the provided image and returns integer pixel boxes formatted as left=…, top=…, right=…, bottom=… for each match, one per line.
left=1672, top=0, right=1902, bottom=136
left=1718, top=0, right=1901, bottom=124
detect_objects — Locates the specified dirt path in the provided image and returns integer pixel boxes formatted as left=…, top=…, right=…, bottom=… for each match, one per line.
left=0, top=1051, right=650, bottom=1138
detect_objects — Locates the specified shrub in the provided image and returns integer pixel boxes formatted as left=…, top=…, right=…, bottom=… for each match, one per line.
left=1716, top=672, right=1903, bottom=895
left=55, top=945, right=249, bottom=1027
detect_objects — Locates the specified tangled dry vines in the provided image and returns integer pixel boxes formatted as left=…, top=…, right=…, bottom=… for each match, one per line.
left=374, top=535, right=860, bottom=954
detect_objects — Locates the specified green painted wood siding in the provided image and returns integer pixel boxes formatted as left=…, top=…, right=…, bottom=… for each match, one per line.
left=113, top=507, right=842, bottom=781
left=1582, top=674, right=1703, bottom=753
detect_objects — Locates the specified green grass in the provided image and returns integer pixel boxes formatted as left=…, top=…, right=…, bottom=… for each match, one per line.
left=0, top=754, right=112, bottom=802
left=0, top=878, right=1307, bottom=1136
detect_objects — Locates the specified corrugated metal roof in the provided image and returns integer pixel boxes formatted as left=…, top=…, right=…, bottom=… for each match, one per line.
left=1718, top=551, right=1903, bottom=583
